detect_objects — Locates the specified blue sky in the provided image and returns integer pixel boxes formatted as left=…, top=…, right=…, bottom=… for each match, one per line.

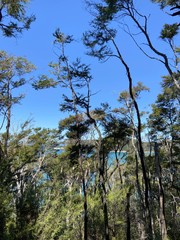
left=0, top=0, right=178, bottom=130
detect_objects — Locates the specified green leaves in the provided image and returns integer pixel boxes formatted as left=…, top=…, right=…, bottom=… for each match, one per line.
left=53, top=28, right=73, bottom=44
left=149, top=74, right=179, bottom=141
left=0, top=51, right=35, bottom=136
left=160, top=23, right=179, bottom=39
left=0, top=0, right=36, bottom=37
left=0, top=51, right=35, bottom=77
left=32, top=75, right=58, bottom=90
left=151, top=0, right=180, bottom=8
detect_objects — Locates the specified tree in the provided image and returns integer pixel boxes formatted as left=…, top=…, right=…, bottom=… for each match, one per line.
left=0, top=123, right=60, bottom=239
left=0, top=51, right=35, bottom=239
left=0, top=50, right=35, bottom=155
left=0, top=0, right=35, bottom=37
left=0, top=2, right=178, bottom=239
left=83, top=1, right=180, bottom=238
left=33, top=29, right=94, bottom=240
left=83, top=2, right=154, bottom=238
left=12, top=127, right=59, bottom=240
left=33, top=29, right=127, bottom=240
left=152, top=0, right=180, bottom=16
left=84, top=0, right=179, bottom=89
left=148, top=75, right=180, bottom=239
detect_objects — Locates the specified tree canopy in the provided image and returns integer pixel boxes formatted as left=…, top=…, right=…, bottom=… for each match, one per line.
left=0, top=1, right=179, bottom=240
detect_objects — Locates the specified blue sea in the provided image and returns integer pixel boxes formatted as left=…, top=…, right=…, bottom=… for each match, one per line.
left=108, top=151, right=127, bottom=165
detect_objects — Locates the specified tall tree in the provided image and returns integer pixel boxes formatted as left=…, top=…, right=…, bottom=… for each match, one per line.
left=0, top=51, right=35, bottom=239
left=33, top=29, right=94, bottom=240
left=84, top=0, right=179, bottom=88
left=0, top=123, right=59, bottom=239
left=0, top=50, right=35, bottom=155
left=148, top=74, right=180, bottom=239
left=83, top=2, right=154, bottom=238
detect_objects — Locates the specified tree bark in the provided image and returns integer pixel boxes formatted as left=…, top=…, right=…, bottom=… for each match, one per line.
left=154, top=142, right=167, bottom=240
left=82, top=172, right=88, bottom=240
left=126, top=188, right=131, bottom=240
left=100, top=148, right=110, bottom=240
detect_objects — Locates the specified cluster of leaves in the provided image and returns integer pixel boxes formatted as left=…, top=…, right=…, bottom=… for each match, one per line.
left=0, top=0, right=35, bottom=37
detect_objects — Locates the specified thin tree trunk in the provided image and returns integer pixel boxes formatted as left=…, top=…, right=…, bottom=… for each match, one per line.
left=132, top=129, right=147, bottom=239
left=126, top=188, right=131, bottom=240
left=135, top=153, right=147, bottom=240
left=65, top=54, right=89, bottom=240
left=100, top=148, right=110, bottom=240
left=4, top=87, right=11, bottom=157
left=115, top=149, right=123, bottom=184
left=111, top=36, right=153, bottom=240
left=101, top=180, right=110, bottom=240
left=82, top=172, right=88, bottom=240
left=86, top=106, right=110, bottom=240
left=154, top=142, right=167, bottom=240
left=128, top=6, right=180, bottom=90
left=138, top=222, right=146, bottom=240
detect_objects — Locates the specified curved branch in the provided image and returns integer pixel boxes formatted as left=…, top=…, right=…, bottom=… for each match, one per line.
left=127, top=7, right=180, bottom=89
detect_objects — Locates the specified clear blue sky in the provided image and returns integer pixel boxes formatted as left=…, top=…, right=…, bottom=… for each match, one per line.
left=0, top=0, right=178, bottom=130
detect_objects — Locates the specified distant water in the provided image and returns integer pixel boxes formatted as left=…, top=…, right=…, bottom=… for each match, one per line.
left=56, top=149, right=127, bottom=165
left=108, top=151, right=127, bottom=165
left=40, top=150, right=127, bottom=183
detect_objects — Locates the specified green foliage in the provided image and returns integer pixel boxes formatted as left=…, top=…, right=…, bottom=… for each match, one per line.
left=0, top=123, right=59, bottom=239
left=32, top=75, right=58, bottom=90
left=0, top=1, right=180, bottom=240
left=149, top=76, right=179, bottom=139
left=151, top=0, right=180, bottom=8
left=0, top=51, right=35, bottom=110
left=160, top=23, right=179, bottom=39
left=0, top=0, right=36, bottom=37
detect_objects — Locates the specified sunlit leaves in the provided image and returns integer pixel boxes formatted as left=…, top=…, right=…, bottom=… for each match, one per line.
left=32, top=75, right=58, bottom=90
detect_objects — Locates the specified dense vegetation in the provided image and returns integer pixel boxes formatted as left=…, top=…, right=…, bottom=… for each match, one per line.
left=0, top=0, right=179, bottom=239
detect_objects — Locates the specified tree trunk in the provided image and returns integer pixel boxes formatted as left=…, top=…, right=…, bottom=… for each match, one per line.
left=138, top=222, right=146, bottom=240
left=101, top=180, right=110, bottom=240
left=126, top=189, right=131, bottom=240
left=4, top=91, right=11, bottom=157
left=82, top=175, right=88, bottom=240
left=111, top=37, right=153, bottom=239
left=154, top=142, right=167, bottom=240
